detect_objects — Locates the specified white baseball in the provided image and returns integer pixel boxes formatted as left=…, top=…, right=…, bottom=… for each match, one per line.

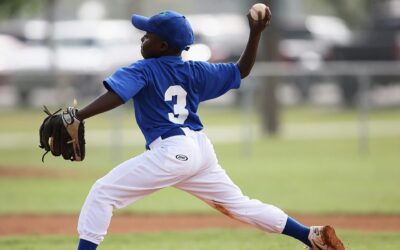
left=250, top=3, right=267, bottom=21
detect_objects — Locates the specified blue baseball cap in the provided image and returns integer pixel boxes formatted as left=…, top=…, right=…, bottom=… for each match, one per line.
left=131, top=11, right=194, bottom=51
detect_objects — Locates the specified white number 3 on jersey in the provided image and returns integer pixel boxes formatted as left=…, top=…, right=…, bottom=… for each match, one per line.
left=164, top=85, right=189, bottom=124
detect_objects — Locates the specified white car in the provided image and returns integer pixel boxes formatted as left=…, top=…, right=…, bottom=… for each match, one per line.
left=279, top=15, right=352, bottom=69
left=7, top=19, right=143, bottom=102
left=52, top=20, right=142, bottom=73
left=184, top=14, right=248, bottom=62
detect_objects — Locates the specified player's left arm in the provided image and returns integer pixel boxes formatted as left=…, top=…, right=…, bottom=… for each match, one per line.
left=236, top=6, right=271, bottom=79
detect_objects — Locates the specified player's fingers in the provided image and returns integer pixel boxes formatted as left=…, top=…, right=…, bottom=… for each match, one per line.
left=265, top=6, right=271, bottom=18
left=246, top=12, right=258, bottom=26
left=264, top=7, right=271, bottom=20
left=246, top=12, right=252, bottom=21
left=246, top=12, right=254, bottom=23
left=264, top=6, right=272, bottom=25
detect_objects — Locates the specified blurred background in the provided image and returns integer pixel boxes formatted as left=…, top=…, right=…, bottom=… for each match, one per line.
left=0, top=0, right=400, bottom=122
left=0, top=0, right=399, bottom=224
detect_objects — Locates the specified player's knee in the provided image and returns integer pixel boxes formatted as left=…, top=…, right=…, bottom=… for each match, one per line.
left=88, top=181, right=117, bottom=207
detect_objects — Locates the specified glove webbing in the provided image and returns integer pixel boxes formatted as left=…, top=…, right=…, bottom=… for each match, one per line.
left=40, top=105, right=61, bottom=163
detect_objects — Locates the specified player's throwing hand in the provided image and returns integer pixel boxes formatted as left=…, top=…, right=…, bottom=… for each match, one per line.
left=247, top=3, right=272, bottom=33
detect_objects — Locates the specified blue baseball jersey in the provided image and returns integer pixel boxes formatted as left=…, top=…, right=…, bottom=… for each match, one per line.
left=104, top=56, right=241, bottom=147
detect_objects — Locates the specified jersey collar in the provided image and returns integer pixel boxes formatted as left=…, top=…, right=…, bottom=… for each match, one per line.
left=158, top=55, right=183, bottom=62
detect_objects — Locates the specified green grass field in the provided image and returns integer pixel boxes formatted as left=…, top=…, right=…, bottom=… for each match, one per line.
left=0, top=106, right=399, bottom=249
left=0, top=136, right=399, bottom=215
left=1, top=230, right=400, bottom=250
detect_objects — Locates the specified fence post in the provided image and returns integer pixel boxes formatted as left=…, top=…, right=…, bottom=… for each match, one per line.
left=241, top=78, right=255, bottom=157
left=357, top=72, right=371, bottom=155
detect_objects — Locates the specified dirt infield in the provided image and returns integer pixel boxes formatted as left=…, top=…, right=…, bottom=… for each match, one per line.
left=1, top=213, right=399, bottom=236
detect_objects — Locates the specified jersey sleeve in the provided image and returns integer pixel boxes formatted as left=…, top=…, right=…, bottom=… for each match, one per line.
left=103, top=61, right=147, bottom=103
left=195, top=62, right=241, bottom=102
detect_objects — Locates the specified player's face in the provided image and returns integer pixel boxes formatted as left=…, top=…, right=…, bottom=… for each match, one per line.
left=140, top=32, right=164, bottom=59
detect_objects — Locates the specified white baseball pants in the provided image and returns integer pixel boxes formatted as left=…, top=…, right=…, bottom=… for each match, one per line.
left=78, top=128, right=288, bottom=244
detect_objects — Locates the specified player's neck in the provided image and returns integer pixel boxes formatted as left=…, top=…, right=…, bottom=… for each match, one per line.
left=146, top=48, right=182, bottom=59
left=162, top=48, right=182, bottom=57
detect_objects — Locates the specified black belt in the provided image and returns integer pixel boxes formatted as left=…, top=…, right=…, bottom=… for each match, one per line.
left=146, top=127, right=186, bottom=150
left=161, top=127, right=185, bottom=139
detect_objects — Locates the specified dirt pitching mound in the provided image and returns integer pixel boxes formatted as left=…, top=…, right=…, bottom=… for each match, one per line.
left=1, top=214, right=399, bottom=236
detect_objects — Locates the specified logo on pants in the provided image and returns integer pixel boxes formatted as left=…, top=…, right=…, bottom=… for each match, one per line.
left=175, top=154, right=188, bottom=161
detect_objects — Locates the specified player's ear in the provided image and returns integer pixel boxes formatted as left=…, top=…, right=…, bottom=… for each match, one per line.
left=160, top=41, right=169, bottom=52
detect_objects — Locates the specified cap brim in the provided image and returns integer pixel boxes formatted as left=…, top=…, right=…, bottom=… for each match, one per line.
left=131, top=14, right=153, bottom=33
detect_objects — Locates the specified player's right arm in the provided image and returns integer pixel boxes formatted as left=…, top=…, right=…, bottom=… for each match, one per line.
left=236, top=6, right=271, bottom=79
left=76, top=90, right=124, bottom=121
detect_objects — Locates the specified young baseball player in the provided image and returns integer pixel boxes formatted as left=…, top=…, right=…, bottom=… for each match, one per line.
left=74, top=8, right=345, bottom=250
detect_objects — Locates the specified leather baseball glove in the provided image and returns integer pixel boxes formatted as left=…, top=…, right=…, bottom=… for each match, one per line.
left=39, top=105, right=85, bottom=162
